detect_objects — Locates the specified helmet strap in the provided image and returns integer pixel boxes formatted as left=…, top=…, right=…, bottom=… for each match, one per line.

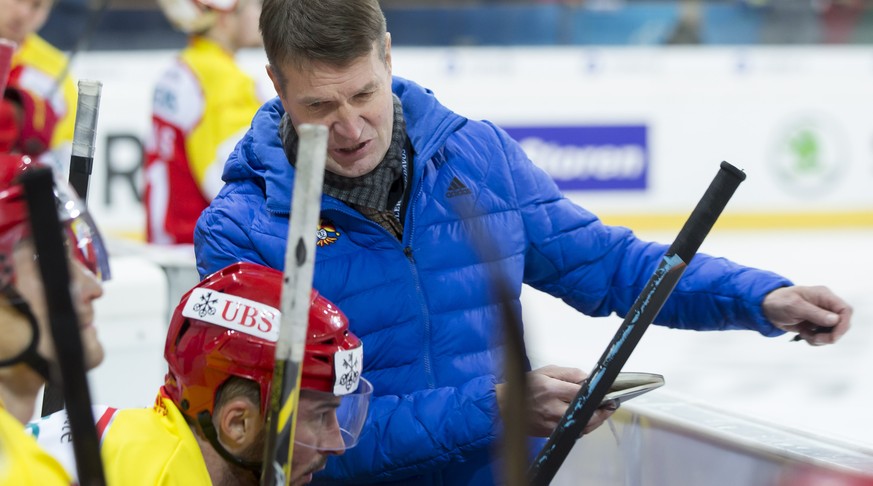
left=0, top=288, right=52, bottom=381
left=196, top=410, right=263, bottom=479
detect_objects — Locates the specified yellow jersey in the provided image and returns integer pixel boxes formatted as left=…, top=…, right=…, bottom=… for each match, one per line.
left=10, top=33, right=77, bottom=151
left=144, top=36, right=264, bottom=244
left=29, top=392, right=212, bottom=485
left=0, top=400, right=72, bottom=486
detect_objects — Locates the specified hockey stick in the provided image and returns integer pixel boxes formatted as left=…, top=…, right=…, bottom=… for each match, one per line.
left=261, top=124, right=328, bottom=486
left=68, top=79, right=102, bottom=202
left=42, top=79, right=103, bottom=417
left=450, top=196, right=529, bottom=486
left=528, top=161, right=746, bottom=485
left=20, top=167, right=106, bottom=486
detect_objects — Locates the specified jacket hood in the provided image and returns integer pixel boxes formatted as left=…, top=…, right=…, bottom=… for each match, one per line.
left=223, top=76, right=465, bottom=216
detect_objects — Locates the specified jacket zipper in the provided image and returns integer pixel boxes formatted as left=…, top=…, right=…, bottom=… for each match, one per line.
left=402, top=174, right=435, bottom=389
left=319, top=183, right=435, bottom=390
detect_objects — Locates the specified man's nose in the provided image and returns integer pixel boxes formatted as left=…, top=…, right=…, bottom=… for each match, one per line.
left=331, top=105, right=363, bottom=142
left=321, top=427, right=346, bottom=456
left=71, top=260, right=104, bottom=303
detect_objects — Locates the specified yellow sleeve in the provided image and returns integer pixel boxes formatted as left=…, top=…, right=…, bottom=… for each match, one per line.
left=181, top=38, right=262, bottom=200
left=12, top=34, right=77, bottom=148
left=0, top=407, right=72, bottom=486
left=101, top=398, right=212, bottom=485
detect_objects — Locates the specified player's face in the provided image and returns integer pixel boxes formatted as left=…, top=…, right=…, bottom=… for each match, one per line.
left=11, top=239, right=104, bottom=371
left=0, top=0, right=52, bottom=44
left=270, top=34, right=395, bottom=179
left=290, top=392, right=345, bottom=485
left=230, top=0, right=262, bottom=49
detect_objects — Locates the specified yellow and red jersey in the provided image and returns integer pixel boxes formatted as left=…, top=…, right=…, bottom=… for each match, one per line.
left=29, top=391, right=212, bottom=485
left=145, top=36, right=264, bottom=244
left=9, top=33, right=76, bottom=154
left=0, top=400, right=72, bottom=486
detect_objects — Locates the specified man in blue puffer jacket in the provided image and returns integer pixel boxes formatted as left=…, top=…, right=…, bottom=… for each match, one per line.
left=194, top=0, right=853, bottom=484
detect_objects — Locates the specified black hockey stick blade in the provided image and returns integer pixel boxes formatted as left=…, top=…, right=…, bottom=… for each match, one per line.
left=21, top=167, right=106, bottom=486
left=528, top=161, right=746, bottom=485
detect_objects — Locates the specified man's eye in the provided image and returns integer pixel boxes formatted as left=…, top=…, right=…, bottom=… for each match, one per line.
left=355, top=92, right=374, bottom=102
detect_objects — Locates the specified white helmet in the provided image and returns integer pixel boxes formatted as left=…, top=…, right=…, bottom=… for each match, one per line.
left=157, top=0, right=238, bottom=34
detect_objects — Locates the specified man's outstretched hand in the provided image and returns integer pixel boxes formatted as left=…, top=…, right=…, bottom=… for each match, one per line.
left=763, top=285, right=852, bottom=345
left=495, top=365, right=616, bottom=437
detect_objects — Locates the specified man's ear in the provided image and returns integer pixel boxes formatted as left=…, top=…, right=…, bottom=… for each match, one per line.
left=384, top=32, right=392, bottom=74
left=266, top=64, right=287, bottom=108
left=215, top=396, right=262, bottom=452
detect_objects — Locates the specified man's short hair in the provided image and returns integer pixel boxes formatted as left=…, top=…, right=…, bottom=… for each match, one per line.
left=214, top=377, right=261, bottom=413
left=259, top=0, right=387, bottom=78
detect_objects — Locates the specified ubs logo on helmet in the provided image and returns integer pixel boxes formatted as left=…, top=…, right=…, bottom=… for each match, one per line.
left=316, top=219, right=341, bottom=247
left=182, top=288, right=281, bottom=342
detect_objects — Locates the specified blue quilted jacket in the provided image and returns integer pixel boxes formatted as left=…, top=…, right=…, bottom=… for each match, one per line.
left=194, top=77, right=790, bottom=484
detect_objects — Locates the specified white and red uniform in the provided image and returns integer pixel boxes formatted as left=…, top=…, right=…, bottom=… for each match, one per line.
left=9, top=33, right=77, bottom=171
left=145, top=36, right=264, bottom=244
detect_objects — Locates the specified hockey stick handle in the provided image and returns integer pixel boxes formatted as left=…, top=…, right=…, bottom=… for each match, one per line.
left=69, top=79, right=102, bottom=202
left=528, top=161, right=746, bottom=485
left=668, top=161, right=746, bottom=262
left=44, top=79, right=104, bottom=417
left=261, top=124, right=328, bottom=486
left=20, top=168, right=106, bottom=486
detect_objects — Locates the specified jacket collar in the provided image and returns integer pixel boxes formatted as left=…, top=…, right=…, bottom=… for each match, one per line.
left=228, top=76, right=465, bottom=215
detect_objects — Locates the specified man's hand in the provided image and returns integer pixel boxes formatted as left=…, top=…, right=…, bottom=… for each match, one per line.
left=763, top=285, right=852, bottom=345
left=495, top=365, right=616, bottom=437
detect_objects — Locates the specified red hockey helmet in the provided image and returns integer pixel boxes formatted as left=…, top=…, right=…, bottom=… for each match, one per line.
left=0, top=154, right=110, bottom=290
left=164, top=261, right=370, bottom=449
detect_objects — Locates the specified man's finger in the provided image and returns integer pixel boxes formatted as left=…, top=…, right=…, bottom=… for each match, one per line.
left=538, top=365, right=586, bottom=385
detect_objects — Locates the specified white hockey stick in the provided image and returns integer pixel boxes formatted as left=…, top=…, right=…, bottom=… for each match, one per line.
left=261, top=124, right=328, bottom=486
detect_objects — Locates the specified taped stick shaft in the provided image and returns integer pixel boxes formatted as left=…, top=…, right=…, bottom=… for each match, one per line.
left=69, top=79, right=102, bottom=202
left=21, top=168, right=106, bottom=486
left=261, top=124, right=328, bottom=486
left=44, top=79, right=103, bottom=418
left=529, top=161, right=746, bottom=485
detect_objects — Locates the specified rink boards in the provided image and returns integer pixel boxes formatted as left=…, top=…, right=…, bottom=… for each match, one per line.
left=65, top=46, right=873, bottom=239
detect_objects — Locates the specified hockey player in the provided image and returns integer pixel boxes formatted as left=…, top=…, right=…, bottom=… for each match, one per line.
left=0, top=153, right=108, bottom=484
left=31, top=262, right=372, bottom=486
left=0, top=0, right=78, bottom=167
left=145, top=0, right=266, bottom=244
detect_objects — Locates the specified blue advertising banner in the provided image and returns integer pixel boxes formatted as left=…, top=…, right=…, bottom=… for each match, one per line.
left=501, top=125, right=648, bottom=191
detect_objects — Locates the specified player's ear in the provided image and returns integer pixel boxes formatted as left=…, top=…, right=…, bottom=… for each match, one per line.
left=216, top=396, right=261, bottom=451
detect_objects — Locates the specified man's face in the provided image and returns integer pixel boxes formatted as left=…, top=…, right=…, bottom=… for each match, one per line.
left=290, top=391, right=345, bottom=486
left=0, top=0, right=52, bottom=44
left=11, top=239, right=104, bottom=370
left=269, top=35, right=395, bottom=179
